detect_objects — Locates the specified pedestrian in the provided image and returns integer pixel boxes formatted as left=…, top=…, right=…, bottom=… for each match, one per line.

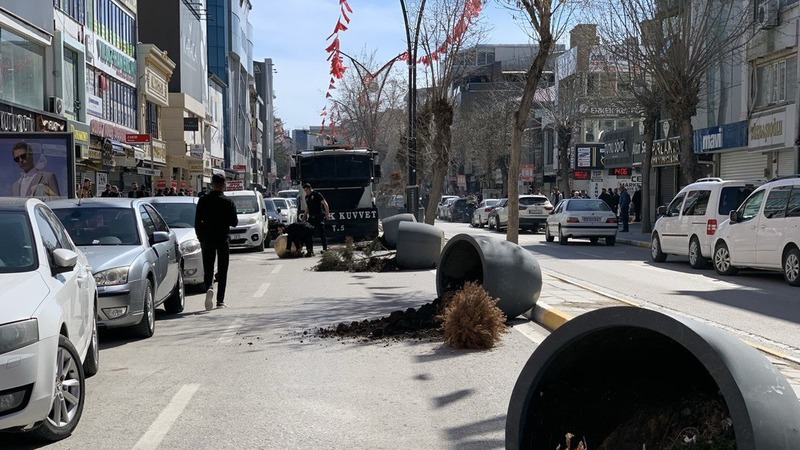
left=108, top=185, right=121, bottom=197
left=155, top=189, right=165, bottom=197
left=610, top=188, right=620, bottom=215
left=632, top=187, right=642, bottom=222
left=195, top=174, right=238, bottom=310
left=100, top=184, right=112, bottom=197
left=277, top=222, right=314, bottom=257
left=599, top=188, right=611, bottom=206
left=129, top=182, right=140, bottom=198
left=302, top=182, right=330, bottom=255
left=198, top=186, right=208, bottom=198
left=78, top=178, right=94, bottom=198
left=618, top=185, right=631, bottom=232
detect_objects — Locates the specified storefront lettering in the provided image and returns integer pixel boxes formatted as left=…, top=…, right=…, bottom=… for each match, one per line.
left=69, top=123, right=90, bottom=145
left=37, top=116, right=66, bottom=132
left=336, top=210, right=378, bottom=221
left=750, top=118, right=783, bottom=141
left=0, top=111, right=35, bottom=132
left=96, top=39, right=136, bottom=83
left=701, top=131, right=723, bottom=151
left=606, top=140, right=626, bottom=154
left=90, top=119, right=134, bottom=141
left=145, top=70, right=168, bottom=104
left=652, top=138, right=681, bottom=166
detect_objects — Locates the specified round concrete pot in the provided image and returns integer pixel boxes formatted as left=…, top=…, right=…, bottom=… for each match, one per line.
left=506, top=306, right=800, bottom=449
left=273, top=235, right=298, bottom=258
left=381, top=213, right=416, bottom=249
left=395, top=222, right=444, bottom=270
left=436, top=233, right=541, bottom=318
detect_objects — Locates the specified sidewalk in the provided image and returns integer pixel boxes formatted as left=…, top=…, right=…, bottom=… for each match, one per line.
left=613, top=220, right=651, bottom=248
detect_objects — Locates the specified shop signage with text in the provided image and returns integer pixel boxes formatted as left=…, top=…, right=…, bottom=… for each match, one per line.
left=125, top=134, right=151, bottom=144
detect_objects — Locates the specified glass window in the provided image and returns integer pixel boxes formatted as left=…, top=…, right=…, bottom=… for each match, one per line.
left=64, top=48, right=78, bottom=116
left=787, top=186, right=800, bottom=218
left=139, top=206, right=156, bottom=237
left=151, top=202, right=197, bottom=228
left=763, top=185, right=792, bottom=219
left=682, top=190, right=710, bottom=216
left=718, top=186, right=754, bottom=215
left=0, top=212, right=36, bottom=272
left=739, top=190, right=765, bottom=222
left=0, top=27, right=45, bottom=110
left=35, top=207, right=63, bottom=265
left=144, top=205, right=169, bottom=232
left=54, top=207, right=140, bottom=246
left=667, top=193, right=685, bottom=216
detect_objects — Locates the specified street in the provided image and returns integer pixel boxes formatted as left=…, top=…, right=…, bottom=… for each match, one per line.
left=7, top=220, right=800, bottom=449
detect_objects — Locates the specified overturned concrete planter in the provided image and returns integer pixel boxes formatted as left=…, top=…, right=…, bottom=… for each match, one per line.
left=506, top=306, right=800, bottom=449
left=436, top=234, right=541, bottom=318
left=273, top=235, right=297, bottom=259
left=381, top=213, right=416, bottom=249
left=395, top=222, right=444, bottom=270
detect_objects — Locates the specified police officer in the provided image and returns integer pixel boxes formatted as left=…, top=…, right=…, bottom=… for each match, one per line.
left=302, top=183, right=330, bottom=255
left=195, top=174, right=238, bottom=310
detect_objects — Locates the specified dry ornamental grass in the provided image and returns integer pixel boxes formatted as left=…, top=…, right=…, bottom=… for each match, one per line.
left=439, top=281, right=507, bottom=349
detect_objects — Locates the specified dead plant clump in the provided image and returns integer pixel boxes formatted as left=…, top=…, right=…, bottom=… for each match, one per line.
left=439, top=281, right=507, bottom=349
left=557, top=433, right=587, bottom=450
left=314, top=237, right=399, bottom=272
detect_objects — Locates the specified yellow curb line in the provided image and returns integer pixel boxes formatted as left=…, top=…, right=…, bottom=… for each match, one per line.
left=529, top=301, right=572, bottom=331
left=742, top=339, right=800, bottom=366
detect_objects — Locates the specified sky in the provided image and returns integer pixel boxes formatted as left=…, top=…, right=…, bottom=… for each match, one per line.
left=251, top=1, right=538, bottom=133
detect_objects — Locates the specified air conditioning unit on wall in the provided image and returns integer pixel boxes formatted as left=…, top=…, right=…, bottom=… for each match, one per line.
left=49, top=96, right=64, bottom=115
left=758, top=0, right=779, bottom=29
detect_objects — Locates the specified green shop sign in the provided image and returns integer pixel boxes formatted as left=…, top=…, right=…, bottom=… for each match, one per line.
left=96, top=39, right=136, bottom=83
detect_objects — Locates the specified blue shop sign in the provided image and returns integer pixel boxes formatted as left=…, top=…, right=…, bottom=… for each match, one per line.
left=693, top=121, right=748, bottom=153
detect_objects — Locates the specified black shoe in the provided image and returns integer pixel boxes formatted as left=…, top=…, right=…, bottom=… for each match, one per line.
left=305, top=251, right=314, bottom=257
left=216, top=302, right=227, bottom=308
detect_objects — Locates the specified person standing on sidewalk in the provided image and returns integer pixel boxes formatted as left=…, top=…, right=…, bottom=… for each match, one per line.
left=195, top=174, right=238, bottom=309
left=632, top=187, right=642, bottom=222
left=618, top=185, right=631, bottom=232
left=302, top=183, right=330, bottom=255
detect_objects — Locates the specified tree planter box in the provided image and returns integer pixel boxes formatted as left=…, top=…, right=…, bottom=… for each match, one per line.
left=506, top=306, right=800, bottom=449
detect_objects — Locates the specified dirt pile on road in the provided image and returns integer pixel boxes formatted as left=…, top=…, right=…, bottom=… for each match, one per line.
left=316, top=297, right=445, bottom=341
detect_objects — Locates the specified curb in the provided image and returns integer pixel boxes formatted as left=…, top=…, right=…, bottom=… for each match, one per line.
left=617, top=238, right=651, bottom=248
left=523, top=301, right=571, bottom=331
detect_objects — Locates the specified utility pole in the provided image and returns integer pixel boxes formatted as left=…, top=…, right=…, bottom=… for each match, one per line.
left=400, top=0, right=426, bottom=220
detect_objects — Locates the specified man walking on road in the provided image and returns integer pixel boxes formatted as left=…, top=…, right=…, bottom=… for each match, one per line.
left=195, top=174, right=238, bottom=310
left=302, top=183, right=330, bottom=255
left=618, top=185, right=631, bottom=232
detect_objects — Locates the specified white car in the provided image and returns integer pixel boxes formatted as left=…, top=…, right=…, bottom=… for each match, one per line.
left=651, top=178, right=760, bottom=269
left=545, top=198, right=618, bottom=246
left=470, top=198, right=500, bottom=227
left=436, top=195, right=459, bottom=220
left=147, top=197, right=205, bottom=288
left=226, top=190, right=268, bottom=251
left=0, top=198, right=98, bottom=441
left=271, top=197, right=297, bottom=225
left=491, top=195, right=552, bottom=232
left=712, top=176, right=800, bottom=286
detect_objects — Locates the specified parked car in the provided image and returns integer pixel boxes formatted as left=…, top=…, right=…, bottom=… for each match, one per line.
left=226, top=190, right=268, bottom=251
left=487, top=198, right=509, bottom=230
left=545, top=198, right=618, bottom=246
left=651, top=177, right=761, bottom=268
left=711, top=175, right=800, bottom=286
left=50, top=198, right=183, bottom=338
left=470, top=198, right=500, bottom=227
left=439, top=197, right=458, bottom=221
left=264, top=198, right=282, bottom=241
left=271, top=197, right=297, bottom=225
left=0, top=198, right=98, bottom=441
left=147, top=197, right=204, bottom=288
left=436, top=195, right=459, bottom=220
left=448, top=197, right=475, bottom=223
left=489, top=195, right=552, bottom=232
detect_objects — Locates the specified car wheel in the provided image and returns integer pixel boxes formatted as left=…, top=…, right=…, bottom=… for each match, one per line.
left=651, top=234, right=667, bottom=262
left=713, top=242, right=739, bottom=276
left=689, top=237, right=708, bottom=269
left=29, top=335, right=85, bottom=442
left=545, top=225, right=554, bottom=242
left=590, top=237, right=599, bottom=244
left=131, top=279, right=155, bottom=339
left=558, top=226, right=568, bottom=245
left=605, top=236, right=616, bottom=246
left=164, top=269, right=185, bottom=314
left=478, top=217, right=484, bottom=228
left=783, top=248, right=800, bottom=287
left=488, top=217, right=495, bottom=230
left=82, top=311, right=99, bottom=378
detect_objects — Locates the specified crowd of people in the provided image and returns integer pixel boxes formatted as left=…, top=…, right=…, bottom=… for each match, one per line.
left=550, top=186, right=642, bottom=232
left=75, top=178, right=210, bottom=199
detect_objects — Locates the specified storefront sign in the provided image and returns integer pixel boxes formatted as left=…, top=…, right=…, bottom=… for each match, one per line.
left=144, top=67, right=169, bottom=106
left=90, top=119, right=135, bottom=142
left=138, top=167, right=161, bottom=176
left=68, top=121, right=91, bottom=147
left=183, top=117, right=199, bottom=131
left=608, top=167, right=631, bottom=176
left=748, top=108, right=796, bottom=150
left=86, top=94, right=103, bottom=117
left=573, top=169, right=590, bottom=180
left=520, top=164, right=534, bottom=182
left=573, top=144, right=605, bottom=169
left=0, top=110, right=35, bottom=132
left=693, top=121, right=748, bottom=153
left=226, top=180, right=244, bottom=190
left=652, top=137, right=681, bottom=166
left=37, top=115, right=66, bottom=132
left=93, top=34, right=136, bottom=85
left=125, top=133, right=151, bottom=143
left=578, top=104, right=638, bottom=117
left=151, top=140, right=167, bottom=164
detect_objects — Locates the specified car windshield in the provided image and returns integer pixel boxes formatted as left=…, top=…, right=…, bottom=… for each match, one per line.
left=0, top=212, right=37, bottom=273
left=286, top=198, right=297, bottom=207
left=566, top=200, right=611, bottom=212
left=273, top=198, right=288, bottom=209
left=263, top=199, right=276, bottom=212
left=150, top=203, right=196, bottom=228
left=53, top=207, right=140, bottom=246
left=520, top=197, right=548, bottom=206
left=232, top=196, right=260, bottom=214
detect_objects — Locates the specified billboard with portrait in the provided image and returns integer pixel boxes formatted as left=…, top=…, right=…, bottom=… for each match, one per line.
left=0, top=133, right=74, bottom=200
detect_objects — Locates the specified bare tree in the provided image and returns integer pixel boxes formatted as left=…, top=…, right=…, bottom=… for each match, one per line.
left=499, top=0, right=587, bottom=244
left=604, top=0, right=751, bottom=185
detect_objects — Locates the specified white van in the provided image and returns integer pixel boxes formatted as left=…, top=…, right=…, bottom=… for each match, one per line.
left=651, top=178, right=761, bottom=268
left=712, top=175, right=800, bottom=286
left=226, top=190, right=268, bottom=251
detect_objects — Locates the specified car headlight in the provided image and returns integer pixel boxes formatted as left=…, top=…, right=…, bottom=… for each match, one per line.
left=0, top=319, right=38, bottom=354
left=179, top=239, right=202, bottom=255
left=246, top=217, right=257, bottom=225
left=94, top=267, right=129, bottom=286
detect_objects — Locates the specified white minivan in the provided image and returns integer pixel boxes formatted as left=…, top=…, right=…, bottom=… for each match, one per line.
left=226, top=190, right=268, bottom=251
left=651, top=178, right=761, bottom=268
left=712, top=176, right=800, bottom=286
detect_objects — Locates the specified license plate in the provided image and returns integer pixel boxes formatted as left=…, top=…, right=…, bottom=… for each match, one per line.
left=528, top=208, right=542, bottom=214
left=582, top=216, right=601, bottom=222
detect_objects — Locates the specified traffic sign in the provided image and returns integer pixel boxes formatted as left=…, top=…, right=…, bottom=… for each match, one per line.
left=125, top=133, right=151, bottom=144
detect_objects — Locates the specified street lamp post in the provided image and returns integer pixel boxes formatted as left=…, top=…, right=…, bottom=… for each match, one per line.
left=400, top=0, right=426, bottom=220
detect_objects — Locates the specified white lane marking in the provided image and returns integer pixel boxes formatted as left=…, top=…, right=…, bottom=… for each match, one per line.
left=271, top=265, right=282, bottom=274
left=575, top=251, right=599, bottom=258
left=252, top=282, right=271, bottom=298
left=218, top=318, right=244, bottom=343
left=131, top=384, right=201, bottom=450
left=513, top=321, right=549, bottom=345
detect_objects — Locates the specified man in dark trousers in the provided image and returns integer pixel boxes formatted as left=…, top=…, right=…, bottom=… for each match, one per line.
left=632, top=187, right=642, bottom=222
left=618, top=185, right=632, bottom=232
left=277, top=222, right=314, bottom=257
left=195, top=174, right=238, bottom=310
left=302, top=183, right=330, bottom=255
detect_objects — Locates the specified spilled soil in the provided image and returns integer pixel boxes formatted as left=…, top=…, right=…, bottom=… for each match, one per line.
left=315, top=297, right=445, bottom=341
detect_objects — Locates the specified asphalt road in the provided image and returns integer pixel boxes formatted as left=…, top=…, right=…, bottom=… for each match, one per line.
left=7, top=219, right=800, bottom=449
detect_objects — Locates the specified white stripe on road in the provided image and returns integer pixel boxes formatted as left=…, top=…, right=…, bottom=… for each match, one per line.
left=271, top=265, right=282, bottom=274
left=218, top=318, right=244, bottom=343
left=513, top=321, right=549, bottom=345
left=252, top=282, right=271, bottom=298
left=131, top=384, right=200, bottom=450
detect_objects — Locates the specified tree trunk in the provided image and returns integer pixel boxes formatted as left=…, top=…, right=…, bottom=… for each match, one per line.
left=424, top=97, right=453, bottom=225
left=678, top=115, right=699, bottom=186
left=557, top=126, right=572, bottom=198
left=640, top=116, right=656, bottom=234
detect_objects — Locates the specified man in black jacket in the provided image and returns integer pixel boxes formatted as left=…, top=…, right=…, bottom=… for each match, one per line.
left=195, top=174, right=238, bottom=310
left=302, top=183, right=330, bottom=255
left=277, top=222, right=314, bottom=257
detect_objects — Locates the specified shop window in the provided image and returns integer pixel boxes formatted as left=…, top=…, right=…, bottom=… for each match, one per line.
left=146, top=102, right=159, bottom=139
left=0, top=27, right=45, bottom=110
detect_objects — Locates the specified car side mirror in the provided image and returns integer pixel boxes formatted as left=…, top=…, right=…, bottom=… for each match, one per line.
left=51, top=248, right=78, bottom=275
left=729, top=210, right=740, bottom=223
left=549, top=210, right=555, bottom=215
left=150, top=231, right=170, bottom=245
left=657, top=205, right=667, bottom=216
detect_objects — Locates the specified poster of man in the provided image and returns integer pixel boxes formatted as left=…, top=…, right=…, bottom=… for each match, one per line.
left=0, top=133, right=73, bottom=200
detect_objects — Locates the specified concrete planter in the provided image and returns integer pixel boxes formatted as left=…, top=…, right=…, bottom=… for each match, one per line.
left=436, top=234, right=541, bottom=318
left=395, top=222, right=444, bottom=270
left=273, top=235, right=297, bottom=258
left=381, top=213, right=416, bottom=249
left=506, top=306, right=800, bottom=449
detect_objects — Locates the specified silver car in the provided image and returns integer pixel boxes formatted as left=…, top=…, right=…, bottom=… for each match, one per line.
left=50, top=198, right=184, bottom=338
left=147, top=197, right=204, bottom=288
